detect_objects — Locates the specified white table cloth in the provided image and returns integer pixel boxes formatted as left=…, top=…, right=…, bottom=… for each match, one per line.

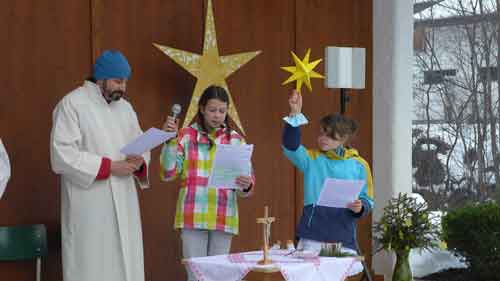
left=184, top=250, right=358, bottom=281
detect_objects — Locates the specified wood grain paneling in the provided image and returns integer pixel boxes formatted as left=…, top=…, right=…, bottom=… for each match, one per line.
left=0, top=1, right=92, bottom=280
left=210, top=0, right=297, bottom=253
left=0, top=1, right=373, bottom=280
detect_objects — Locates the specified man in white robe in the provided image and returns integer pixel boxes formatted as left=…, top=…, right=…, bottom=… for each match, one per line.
left=0, top=138, right=10, bottom=199
left=50, top=50, right=149, bottom=281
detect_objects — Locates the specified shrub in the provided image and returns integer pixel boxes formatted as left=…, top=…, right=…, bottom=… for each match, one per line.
left=373, top=193, right=439, bottom=253
left=442, top=202, right=500, bottom=280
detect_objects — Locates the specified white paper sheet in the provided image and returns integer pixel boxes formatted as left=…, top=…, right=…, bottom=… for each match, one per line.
left=208, top=144, right=253, bottom=189
left=0, top=139, right=10, bottom=199
left=120, top=127, right=176, bottom=155
left=316, top=178, right=365, bottom=208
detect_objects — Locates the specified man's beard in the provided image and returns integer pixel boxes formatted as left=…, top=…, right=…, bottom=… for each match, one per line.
left=100, top=80, right=126, bottom=103
left=108, top=90, right=124, bottom=101
left=102, top=89, right=125, bottom=102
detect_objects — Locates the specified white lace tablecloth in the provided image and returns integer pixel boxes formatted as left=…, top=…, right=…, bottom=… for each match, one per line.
left=184, top=250, right=357, bottom=281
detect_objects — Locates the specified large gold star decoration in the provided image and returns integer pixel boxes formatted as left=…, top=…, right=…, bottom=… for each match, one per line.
left=281, top=49, right=324, bottom=93
left=153, top=0, right=261, bottom=134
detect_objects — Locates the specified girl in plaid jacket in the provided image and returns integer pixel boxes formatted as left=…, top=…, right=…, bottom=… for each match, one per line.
left=160, top=85, right=254, bottom=281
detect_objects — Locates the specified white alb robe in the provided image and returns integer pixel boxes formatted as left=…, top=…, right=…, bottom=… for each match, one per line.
left=50, top=81, right=150, bottom=281
left=0, top=138, right=11, bottom=199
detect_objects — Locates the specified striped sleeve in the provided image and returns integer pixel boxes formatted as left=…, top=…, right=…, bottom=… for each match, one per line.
left=160, top=135, right=185, bottom=182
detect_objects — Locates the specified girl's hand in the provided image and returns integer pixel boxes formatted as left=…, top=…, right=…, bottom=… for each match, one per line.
left=235, top=176, right=252, bottom=191
left=347, top=200, right=363, bottom=214
left=162, top=116, right=178, bottom=133
left=288, top=89, right=302, bottom=116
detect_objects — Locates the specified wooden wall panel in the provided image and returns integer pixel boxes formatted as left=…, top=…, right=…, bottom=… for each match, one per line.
left=211, top=0, right=297, bottom=252
left=0, top=1, right=92, bottom=280
left=0, top=1, right=373, bottom=280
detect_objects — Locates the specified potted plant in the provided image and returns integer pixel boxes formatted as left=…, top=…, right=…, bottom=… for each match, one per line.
left=373, top=193, right=440, bottom=281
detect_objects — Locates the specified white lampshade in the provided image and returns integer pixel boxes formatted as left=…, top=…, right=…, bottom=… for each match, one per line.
left=324, top=46, right=366, bottom=89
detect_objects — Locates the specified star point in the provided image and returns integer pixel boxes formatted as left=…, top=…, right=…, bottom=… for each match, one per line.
left=281, top=49, right=324, bottom=93
left=154, top=0, right=260, bottom=134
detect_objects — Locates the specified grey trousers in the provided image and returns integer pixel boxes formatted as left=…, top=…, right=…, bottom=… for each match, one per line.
left=181, top=229, right=233, bottom=281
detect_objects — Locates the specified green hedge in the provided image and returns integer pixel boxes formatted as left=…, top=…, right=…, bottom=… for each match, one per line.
left=442, top=202, right=500, bottom=280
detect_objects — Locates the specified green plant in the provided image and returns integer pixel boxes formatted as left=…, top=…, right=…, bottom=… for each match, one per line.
left=442, top=202, right=500, bottom=280
left=374, top=193, right=440, bottom=253
left=373, top=193, right=440, bottom=281
left=319, top=243, right=356, bottom=257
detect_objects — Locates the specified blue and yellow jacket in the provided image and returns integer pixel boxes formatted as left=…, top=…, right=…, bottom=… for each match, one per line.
left=282, top=114, right=374, bottom=251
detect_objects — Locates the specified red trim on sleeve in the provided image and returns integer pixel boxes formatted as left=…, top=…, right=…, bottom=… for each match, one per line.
left=96, top=157, right=111, bottom=180
left=134, top=161, right=148, bottom=179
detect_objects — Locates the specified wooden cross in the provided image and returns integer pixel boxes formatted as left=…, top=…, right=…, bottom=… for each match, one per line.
left=256, top=206, right=275, bottom=265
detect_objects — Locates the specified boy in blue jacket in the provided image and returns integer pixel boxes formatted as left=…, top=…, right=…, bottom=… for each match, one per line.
left=282, top=90, right=374, bottom=275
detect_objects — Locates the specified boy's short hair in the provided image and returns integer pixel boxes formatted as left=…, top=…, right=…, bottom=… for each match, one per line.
left=320, top=114, right=358, bottom=140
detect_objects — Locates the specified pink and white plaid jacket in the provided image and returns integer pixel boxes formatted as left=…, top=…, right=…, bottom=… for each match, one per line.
left=160, top=123, right=255, bottom=235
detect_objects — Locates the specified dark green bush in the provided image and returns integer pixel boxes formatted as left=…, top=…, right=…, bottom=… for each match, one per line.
left=442, top=202, right=500, bottom=280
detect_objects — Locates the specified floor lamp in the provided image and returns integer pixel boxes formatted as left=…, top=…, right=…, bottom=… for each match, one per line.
left=325, top=47, right=366, bottom=115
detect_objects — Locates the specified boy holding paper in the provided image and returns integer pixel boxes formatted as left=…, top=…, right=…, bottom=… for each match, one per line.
left=282, top=90, right=373, bottom=275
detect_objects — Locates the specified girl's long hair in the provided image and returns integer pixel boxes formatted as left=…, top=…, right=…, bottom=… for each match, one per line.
left=196, top=85, right=232, bottom=143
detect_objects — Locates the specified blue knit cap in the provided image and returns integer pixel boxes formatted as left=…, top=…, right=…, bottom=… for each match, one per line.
left=93, top=50, right=131, bottom=80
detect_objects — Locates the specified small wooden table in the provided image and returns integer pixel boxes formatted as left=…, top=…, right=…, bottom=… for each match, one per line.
left=243, top=256, right=365, bottom=281
left=182, top=252, right=364, bottom=281
left=244, top=265, right=283, bottom=281
left=243, top=269, right=367, bottom=281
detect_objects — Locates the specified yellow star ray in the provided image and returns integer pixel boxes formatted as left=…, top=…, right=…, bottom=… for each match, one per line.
left=153, top=0, right=261, bottom=134
left=281, top=49, right=324, bottom=93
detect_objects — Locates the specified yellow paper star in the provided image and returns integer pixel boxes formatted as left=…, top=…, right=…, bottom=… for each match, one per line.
left=153, top=0, right=261, bottom=134
left=281, top=49, right=324, bottom=93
